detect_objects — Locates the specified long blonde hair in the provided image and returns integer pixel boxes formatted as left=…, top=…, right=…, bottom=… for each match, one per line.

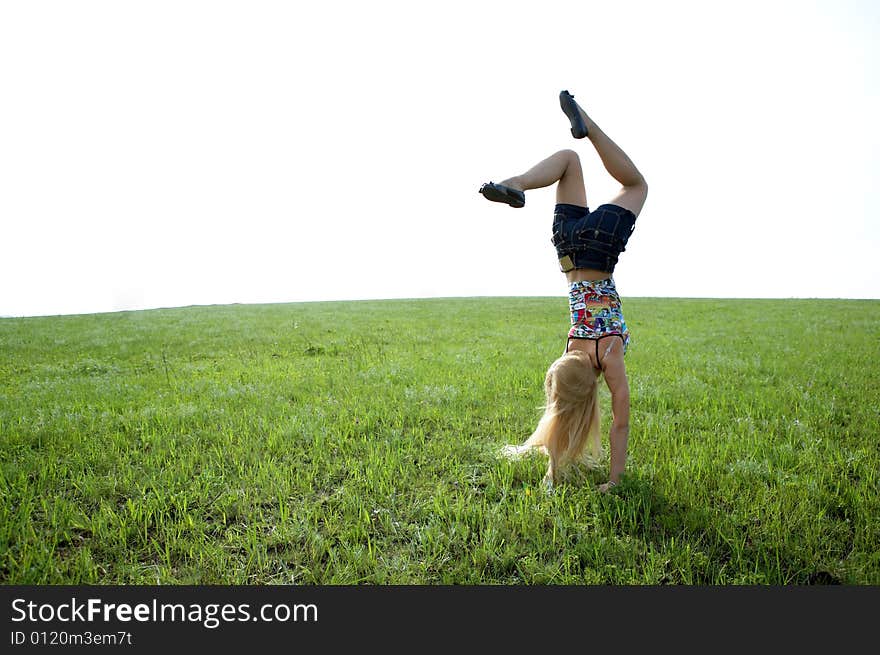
left=506, top=350, right=602, bottom=483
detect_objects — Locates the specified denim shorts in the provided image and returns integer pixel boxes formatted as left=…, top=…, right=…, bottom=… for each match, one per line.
left=552, top=203, right=637, bottom=273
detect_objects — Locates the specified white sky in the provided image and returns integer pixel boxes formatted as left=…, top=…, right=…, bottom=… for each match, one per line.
left=1, top=0, right=878, bottom=317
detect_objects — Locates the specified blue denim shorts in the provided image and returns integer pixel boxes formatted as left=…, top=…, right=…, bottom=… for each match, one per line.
left=552, top=203, right=637, bottom=273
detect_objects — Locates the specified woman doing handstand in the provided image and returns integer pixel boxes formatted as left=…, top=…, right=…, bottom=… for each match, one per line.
left=480, top=90, right=648, bottom=492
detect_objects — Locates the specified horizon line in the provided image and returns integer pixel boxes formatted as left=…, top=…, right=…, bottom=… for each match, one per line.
left=3, top=293, right=880, bottom=320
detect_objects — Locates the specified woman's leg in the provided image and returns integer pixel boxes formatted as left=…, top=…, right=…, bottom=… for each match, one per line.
left=500, top=149, right=587, bottom=207
left=574, top=102, right=648, bottom=217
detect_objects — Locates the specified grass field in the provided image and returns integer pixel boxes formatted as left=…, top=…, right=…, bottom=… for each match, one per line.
left=1, top=297, right=878, bottom=584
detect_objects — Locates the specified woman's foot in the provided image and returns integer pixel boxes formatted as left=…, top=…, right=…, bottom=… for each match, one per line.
left=479, top=181, right=525, bottom=208
left=559, top=90, right=589, bottom=139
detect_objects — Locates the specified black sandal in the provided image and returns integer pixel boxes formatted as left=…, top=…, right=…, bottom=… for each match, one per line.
left=559, top=90, right=588, bottom=139
left=479, top=182, right=525, bottom=208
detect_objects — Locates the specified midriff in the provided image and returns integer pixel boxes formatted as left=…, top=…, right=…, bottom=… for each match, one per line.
left=566, top=268, right=613, bottom=283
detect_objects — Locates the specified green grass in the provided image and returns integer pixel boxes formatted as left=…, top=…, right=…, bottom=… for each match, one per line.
left=1, top=297, right=878, bottom=584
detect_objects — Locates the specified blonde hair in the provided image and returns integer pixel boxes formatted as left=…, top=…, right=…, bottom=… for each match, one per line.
left=504, top=350, right=602, bottom=484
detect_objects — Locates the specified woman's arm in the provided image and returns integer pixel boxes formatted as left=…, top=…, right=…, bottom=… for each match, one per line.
left=598, top=343, right=630, bottom=490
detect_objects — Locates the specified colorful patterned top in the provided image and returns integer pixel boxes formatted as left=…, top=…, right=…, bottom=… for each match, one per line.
left=567, top=278, right=630, bottom=353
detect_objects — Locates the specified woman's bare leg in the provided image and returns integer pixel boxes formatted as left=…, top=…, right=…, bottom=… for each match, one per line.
left=574, top=102, right=648, bottom=217
left=499, top=149, right=587, bottom=207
